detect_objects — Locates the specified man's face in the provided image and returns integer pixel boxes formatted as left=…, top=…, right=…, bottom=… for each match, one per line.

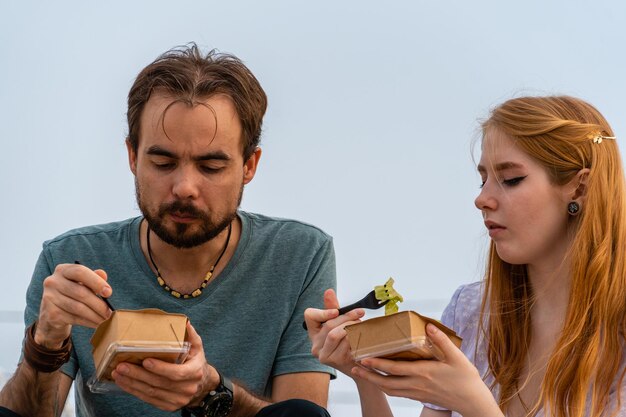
left=127, top=93, right=260, bottom=248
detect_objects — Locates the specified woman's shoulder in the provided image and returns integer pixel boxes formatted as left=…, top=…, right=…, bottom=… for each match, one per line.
left=442, top=281, right=484, bottom=320
left=440, top=281, right=484, bottom=338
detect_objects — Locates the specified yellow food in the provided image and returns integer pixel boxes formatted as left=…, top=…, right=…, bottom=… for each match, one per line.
left=374, top=278, right=404, bottom=315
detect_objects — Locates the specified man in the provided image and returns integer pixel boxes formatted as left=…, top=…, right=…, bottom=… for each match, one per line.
left=0, top=43, right=335, bottom=417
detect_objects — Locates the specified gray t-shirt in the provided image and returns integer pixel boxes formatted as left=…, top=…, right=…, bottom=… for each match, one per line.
left=24, top=211, right=336, bottom=417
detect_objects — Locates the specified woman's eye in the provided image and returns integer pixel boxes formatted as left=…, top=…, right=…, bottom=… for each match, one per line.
left=479, top=180, right=486, bottom=189
left=503, top=176, right=527, bottom=186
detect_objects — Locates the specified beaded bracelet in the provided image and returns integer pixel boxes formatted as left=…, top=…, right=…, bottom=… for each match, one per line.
left=23, top=321, right=72, bottom=373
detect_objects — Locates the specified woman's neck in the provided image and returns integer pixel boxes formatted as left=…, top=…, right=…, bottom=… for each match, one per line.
left=526, top=256, right=571, bottom=330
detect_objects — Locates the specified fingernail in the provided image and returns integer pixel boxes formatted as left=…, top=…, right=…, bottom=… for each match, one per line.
left=427, top=323, right=439, bottom=335
left=101, top=287, right=112, bottom=297
left=144, top=359, right=153, bottom=369
left=118, top=364, right=128, bottom=374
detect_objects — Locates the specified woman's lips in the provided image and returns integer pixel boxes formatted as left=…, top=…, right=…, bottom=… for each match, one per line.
left=484, top=220, right=506, bottom=238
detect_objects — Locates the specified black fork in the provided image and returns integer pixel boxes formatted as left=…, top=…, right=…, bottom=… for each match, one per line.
left=302, top=290, right=389, bottom=330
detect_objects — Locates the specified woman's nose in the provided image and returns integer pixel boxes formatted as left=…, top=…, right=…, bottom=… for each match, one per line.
left=474, top=182, right=497, bottom=213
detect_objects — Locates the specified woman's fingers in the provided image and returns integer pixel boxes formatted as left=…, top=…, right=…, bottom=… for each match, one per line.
left=304, top=307, right=339, bottom=333
left=425, top=323, right=462, bottom=362
left=323, top=288, right=340, bottom=309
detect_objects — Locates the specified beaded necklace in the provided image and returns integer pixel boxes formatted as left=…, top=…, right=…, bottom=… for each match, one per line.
left=146, top=222, right=232, bottom=299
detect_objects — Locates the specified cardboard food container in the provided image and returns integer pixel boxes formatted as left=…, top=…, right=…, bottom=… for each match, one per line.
left=345, top=311, right=462, bottom=361
left=87, top=309, right=190, bottom=393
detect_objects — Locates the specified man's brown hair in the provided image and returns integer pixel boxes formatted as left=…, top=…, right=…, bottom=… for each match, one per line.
left=127, top=43, right=267, bottom=160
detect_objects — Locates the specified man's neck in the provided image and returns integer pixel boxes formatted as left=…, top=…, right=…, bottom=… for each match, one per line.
left=139, top=217, right=241, bottom=291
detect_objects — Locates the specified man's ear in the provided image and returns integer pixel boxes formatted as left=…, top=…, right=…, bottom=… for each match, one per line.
left=567, top=168, right=590, bottom=202
left=242, top=147, right=262, bottom=185
left=126, top=138, right=137, bottom=175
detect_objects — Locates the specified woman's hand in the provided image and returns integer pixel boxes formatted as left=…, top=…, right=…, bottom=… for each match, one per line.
left=352, top=323, right=502, bottom=417
left=304, top=289, right=365, bottom=377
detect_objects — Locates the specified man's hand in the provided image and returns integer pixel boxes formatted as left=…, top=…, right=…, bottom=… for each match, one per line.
left=36, top=263, right=112, bottom=348
left=111, top=321, right=220, bottom=412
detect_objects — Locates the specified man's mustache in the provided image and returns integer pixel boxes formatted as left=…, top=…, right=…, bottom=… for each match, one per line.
left=159, top=201, right=206, bottom=218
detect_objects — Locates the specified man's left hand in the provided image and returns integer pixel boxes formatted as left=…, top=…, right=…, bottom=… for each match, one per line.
left=111, top=321, right=218, bottom=411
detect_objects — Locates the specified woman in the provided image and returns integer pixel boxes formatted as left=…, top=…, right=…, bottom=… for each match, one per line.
left=305, top=96, right=626, bottom=417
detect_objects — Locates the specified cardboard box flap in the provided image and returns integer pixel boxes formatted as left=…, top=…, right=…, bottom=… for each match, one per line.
left=414, top=312, right=460, bottom=340
left=344, top=311, right=462, bottom=361
left=90, top=309, right=189, bottom=373
left=91, top=308, right=188, bottom=347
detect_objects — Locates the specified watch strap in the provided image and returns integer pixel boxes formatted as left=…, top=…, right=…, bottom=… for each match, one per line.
left=182, top=369, right=234, bottom=417
left=221, top=373, right=233, bottom=395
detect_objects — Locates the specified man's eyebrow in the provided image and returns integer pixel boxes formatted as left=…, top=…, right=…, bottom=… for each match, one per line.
left=477, top=161, right=525, bottom=173
left=146, top=146, right=176, bottom=158
left=194, top=151, right=230, bottom=162
left=145, top=146, right=230, bottom=161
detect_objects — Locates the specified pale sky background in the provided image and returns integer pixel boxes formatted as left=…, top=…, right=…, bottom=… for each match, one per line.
left=1, top=1, right=625, bottom=415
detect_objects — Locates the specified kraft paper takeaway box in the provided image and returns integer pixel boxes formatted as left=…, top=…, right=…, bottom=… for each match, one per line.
left=345, top=311, right=462, bottom=361
left=87, top=309, right=190, bottom=393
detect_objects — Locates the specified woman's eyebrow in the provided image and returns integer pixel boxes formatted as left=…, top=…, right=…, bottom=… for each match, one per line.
left=477, top=161, right=525, bottom=174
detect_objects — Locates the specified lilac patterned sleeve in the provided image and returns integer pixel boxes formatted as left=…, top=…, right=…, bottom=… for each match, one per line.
left=420, top=282, right=626, bottom=416
left=421, top=282, right=487, bottom=414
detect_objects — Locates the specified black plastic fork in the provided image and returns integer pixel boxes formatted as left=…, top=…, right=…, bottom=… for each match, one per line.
left=302, top=290, right=389, bottom=330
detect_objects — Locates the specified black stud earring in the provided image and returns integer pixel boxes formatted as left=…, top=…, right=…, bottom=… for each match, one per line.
left=567, top=201, right=580, bottom=216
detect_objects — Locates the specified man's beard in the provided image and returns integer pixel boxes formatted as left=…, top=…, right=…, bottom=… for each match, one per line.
left=136, top=179, right=243, bottom=249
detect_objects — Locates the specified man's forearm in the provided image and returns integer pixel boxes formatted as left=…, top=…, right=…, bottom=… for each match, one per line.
left=229, top=383, right=271, bottom=417
left=0, top=361, right=67, bottom=417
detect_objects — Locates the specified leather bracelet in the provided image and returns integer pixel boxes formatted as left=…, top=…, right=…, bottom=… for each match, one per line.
left=23, top=321, right=72, bottom=373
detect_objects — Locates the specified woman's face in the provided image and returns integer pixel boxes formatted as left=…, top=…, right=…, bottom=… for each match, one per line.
left=474, top=128, right=573, bottom=266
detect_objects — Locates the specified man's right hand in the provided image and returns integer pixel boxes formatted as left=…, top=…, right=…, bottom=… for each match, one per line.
left=35, top=263, right=113, bottom=348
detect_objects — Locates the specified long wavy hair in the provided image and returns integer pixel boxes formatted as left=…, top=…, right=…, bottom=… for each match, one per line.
left=479, top=96, right=626, bottom=417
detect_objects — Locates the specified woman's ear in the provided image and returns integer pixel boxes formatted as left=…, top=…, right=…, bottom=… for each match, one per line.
left=568, top=168, right=590, bottom=202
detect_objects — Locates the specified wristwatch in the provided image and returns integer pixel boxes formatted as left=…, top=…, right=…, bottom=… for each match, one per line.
left=182, top=370, right=234, bottom=417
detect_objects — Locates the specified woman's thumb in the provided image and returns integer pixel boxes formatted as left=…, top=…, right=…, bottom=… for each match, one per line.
left=426, top=323, right=459, bottom=361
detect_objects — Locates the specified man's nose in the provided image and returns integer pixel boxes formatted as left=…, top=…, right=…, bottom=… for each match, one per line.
left=171, top=167, right=201, bottom=200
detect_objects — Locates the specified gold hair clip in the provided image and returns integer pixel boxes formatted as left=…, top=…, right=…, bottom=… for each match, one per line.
left=589, top=133, right=617, bottom=144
